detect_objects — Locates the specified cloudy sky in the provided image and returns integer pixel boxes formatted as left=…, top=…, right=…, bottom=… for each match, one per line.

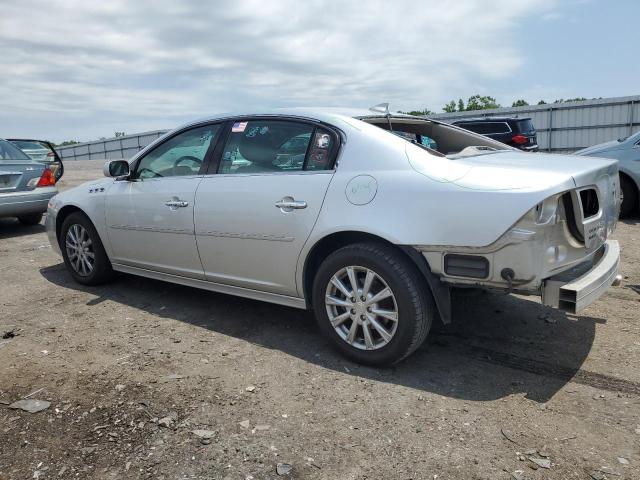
left=1, top=0, right=638, bottom=143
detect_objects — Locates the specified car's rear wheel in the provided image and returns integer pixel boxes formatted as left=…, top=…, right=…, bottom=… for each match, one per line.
left=312, top=242, right=434, bottom=366
left=60, top=212, right=114, bottom=285
left=620, top=175, right=638, bottom=218
left=17, top=213, right=43, bottom=225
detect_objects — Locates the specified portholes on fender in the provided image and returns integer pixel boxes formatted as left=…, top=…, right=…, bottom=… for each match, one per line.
left=346, top=175, right=378, bottom=205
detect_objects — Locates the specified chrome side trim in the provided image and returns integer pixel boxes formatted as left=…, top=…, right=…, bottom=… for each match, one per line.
left=111, top=263, right=307, bottom=309
left=109, top=224, right=192, bottom=234
left=195, top=231, right=294, bottom=242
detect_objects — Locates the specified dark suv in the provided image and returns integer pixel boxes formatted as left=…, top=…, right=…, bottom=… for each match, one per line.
left=451, top=117, right=538, bottom=151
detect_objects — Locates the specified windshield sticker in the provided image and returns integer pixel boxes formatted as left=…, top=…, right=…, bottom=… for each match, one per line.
left=232, top=121, right=248, bottom=133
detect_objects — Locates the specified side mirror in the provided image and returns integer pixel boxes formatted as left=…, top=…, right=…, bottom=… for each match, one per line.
left=103, top=159, right=130, bottom=178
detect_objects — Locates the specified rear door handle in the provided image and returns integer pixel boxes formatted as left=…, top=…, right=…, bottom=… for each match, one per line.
left=275, top=197, right=307, bottom=212
left=165, top=199, right=189, bottom=209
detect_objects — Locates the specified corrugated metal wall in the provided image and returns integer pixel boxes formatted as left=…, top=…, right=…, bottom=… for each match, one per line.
left=430, top=95, right=640, bottom=152
left=55, top=95, right=640, bottom=160
left=56, top=130, right=168, bottom=161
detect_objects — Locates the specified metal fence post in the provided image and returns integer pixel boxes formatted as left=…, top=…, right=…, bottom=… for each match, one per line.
left=548, top=107, right=553, bottom=152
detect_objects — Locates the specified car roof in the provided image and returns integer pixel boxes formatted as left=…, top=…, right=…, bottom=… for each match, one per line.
left=181, top=107, right=422, bottom=130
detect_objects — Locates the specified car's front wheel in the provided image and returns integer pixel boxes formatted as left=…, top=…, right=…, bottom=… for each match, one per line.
left=60, top=212, right=114, bottom=285
left=312, top=242, right=434, bottom=366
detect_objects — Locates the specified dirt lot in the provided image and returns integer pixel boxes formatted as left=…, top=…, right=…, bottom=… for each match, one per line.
left=1, top=160, right=639, bottom=480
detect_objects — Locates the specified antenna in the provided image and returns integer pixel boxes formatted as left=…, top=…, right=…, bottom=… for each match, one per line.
left=369, top=102, right=393, bottom=131
left=369, top=102, right=390, bottom=114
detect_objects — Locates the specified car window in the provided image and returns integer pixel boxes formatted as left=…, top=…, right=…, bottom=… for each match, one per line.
left=306, top=129, right=337, bottom=171
left=218, top=120, right=334, bottom=174
left=134, top=124, right=220, bottom=179
left=12, top=141, right=47, bottom=150
left=458, top=122, right=511, bottom=135
left=516, top=119, right=535, bottom=133
left=480, top=122, right=511, bottom=134
left=458, top=122, right=489, bottom=134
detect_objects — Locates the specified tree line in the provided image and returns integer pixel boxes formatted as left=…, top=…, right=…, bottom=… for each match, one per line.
left=402, top=95, right=600, bottom=116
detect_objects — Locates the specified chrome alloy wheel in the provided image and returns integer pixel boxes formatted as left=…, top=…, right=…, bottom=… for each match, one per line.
left=65, top=224, right=95, bottom=276
left=325, top=266, right=399, bottom=350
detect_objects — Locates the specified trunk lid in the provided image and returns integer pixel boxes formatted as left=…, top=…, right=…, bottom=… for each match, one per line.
left=453, top=150, right=619, bottom=247
left=0, top=161, right=45, bottom=193
left=450, top=151, right=617, bottom=190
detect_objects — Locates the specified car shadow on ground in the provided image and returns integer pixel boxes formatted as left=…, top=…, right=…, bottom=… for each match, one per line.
left=620, top=218, right=640, bottom=226
left=40, top=264, right=610, bottom=403
left=0, top=218, right=45, bottom=240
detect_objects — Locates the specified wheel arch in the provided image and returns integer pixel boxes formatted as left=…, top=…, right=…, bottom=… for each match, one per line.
left=55, top=205, right=90, bottom=246
left=619, top=169, right=640, bottom=212
left=301, top=230, right=451, bottom=323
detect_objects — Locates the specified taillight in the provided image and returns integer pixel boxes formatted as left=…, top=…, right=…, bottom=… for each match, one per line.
left=512, top=134, right=528, bottom=145
left=46, top=151, right=55, bottom=157
left=37, top=168, right=56, bottom=187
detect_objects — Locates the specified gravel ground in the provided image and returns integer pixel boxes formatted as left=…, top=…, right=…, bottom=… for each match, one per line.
left=1, top=160, right=639, bottom=480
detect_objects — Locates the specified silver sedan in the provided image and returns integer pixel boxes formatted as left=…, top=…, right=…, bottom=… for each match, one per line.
left=0, top=138, right=58, bottom=225
left=46, top=107, right=621, bottom=365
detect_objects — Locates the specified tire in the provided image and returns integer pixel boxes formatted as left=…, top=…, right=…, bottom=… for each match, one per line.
left=312, top=242, right=434, bottom=366
left=620, top=175, right=638, bottom=218
left=17, top=213, right=43, bottom=225
left=60, top=212, right=114, bottom=285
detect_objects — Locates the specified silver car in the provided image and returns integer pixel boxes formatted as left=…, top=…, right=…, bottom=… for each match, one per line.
left=575, top=131, right=640, bottom=217
left=0, top=138, right=58, bottom=225
left=8, top=139, right=64, bottom=182
left=46, top=108, right=621, bottom=365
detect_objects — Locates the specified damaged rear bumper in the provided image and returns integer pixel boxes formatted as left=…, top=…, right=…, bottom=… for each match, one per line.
left=542, top=240, right=620, bottom=314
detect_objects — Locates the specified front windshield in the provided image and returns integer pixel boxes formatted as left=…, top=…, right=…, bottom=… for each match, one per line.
left=0, top=139, right=32, bottom=161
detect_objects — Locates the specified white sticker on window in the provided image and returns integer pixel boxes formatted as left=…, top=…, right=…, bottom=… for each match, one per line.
left=316, top=133, right=331, bottom=149
left=232, top=121, right=248, bottom=133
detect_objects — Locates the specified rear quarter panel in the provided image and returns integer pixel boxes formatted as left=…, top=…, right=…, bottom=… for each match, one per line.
left=296, top=129, right=576, bottom=291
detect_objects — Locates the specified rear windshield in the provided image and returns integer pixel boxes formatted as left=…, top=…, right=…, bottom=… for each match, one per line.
left=0, top=139, right=31, bottom=161
left=515, top=119, right=535, bottom=133
left=11, top=140, right=48, bottom=150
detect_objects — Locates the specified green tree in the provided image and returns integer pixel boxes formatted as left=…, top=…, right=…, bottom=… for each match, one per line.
left=400, top=108, right=434, bottom=116
left=465, top=95, right=500, bottom=111
left=553, top=97, right=586, bottom=103
left=114, top=131, right=126, bottom=138
left=457, top=98, right=465, bottom=112
left=56, top=140, right=80, bottom=146
left=537, top=100, right=547, bottom=105
left=443, top=100, right=457, bottom=113
left=512, top=99, right=529, bottom=107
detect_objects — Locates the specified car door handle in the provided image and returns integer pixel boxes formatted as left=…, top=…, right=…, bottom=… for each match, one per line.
left=165, top=200, right=189, bottom=209
left=275, top=197, right=307, bottom=211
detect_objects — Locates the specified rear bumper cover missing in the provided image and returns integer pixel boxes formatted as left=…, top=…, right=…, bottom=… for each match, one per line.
left=542, top=240, right=620, bottom=313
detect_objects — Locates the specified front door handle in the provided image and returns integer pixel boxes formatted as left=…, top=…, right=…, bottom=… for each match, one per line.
left=275, top=197, right=307, bottom=212
left=165, top=199, right=189, bottom=210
